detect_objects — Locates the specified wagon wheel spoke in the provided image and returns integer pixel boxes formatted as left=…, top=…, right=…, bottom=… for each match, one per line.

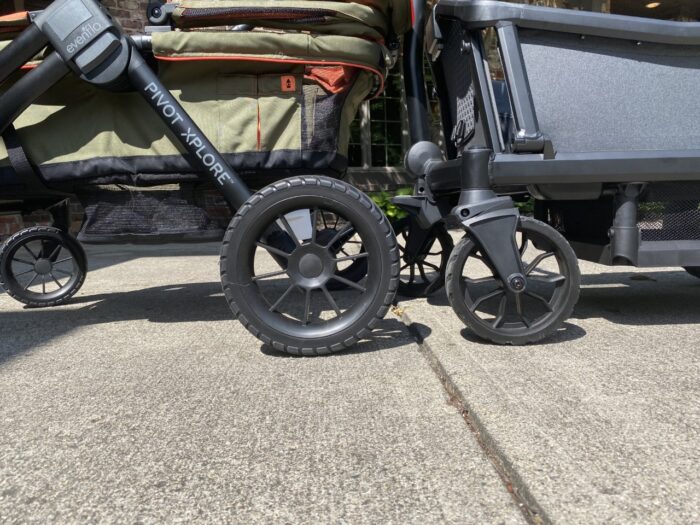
left=303, top=289, right=312, bottom=325
left=325, top=224, right=355, bottom=251
left=409, top=263, right=415, bottom=283
left=256, top=242, right=291, bottom=259
left=48, top=244, right=62, bottom=260
left=400, top=263, right=410, bottom=272
left=12, top=258, right=35, bottom=266
left=278, top=215, right=302, bottom=247
left=321, top=285, right=342, bottom=316
left=53, top=267, right=73, bottom=277
left=469, top=289, right=504, bottom=313
left=23, top=245, right=38, bottom=260
left=252, top=269, right=288, bottom=282
left=525, top=252, right=555, bottom=275
left=54, top=257, right=74, bottom=265
left=49, top=272, right=64, bottom=289
left=529, top=274, right=566, bottom=286
left=515, top=294, right=532, bottom=327
left=269, top=283, right=297, bottom=313
left=13, top=268, right=35, bottom=277
left=330, top=274, right=366, bottom=292
left=465, top=276, right=498, bottom=286
left=418, top=263, right=429, bottom=283
left=492, top=295, right=508, bottom=328
left=24, top=273, right=39, bottom=290
left=524, top=290, right=553, bottom=312
left=310, top=208, right=319, bottom=243
left=334, top=252, right=368, bottom=264
left=423, top=261, right=441, bottom=273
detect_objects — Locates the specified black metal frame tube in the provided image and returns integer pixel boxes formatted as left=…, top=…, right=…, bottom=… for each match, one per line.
left=127, top=48, right=251, bottom=209
left=467, top=31, right=504, bottom=153
left=403, top=0, right=431, bottom=144
left=0, top=24, right=49, bottom=86
left=0, top=51, right=69, bottom=134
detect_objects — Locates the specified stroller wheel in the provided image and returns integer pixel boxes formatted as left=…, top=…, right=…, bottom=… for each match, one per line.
left=684, top=267, right=700, bottom=279
left=220, top=176, right=399, bottom=356
left=0, top=226, right=87, bottom=308
left=394, top=217, right=453, bottom=298
left=446, top=217, right=580, bottom=345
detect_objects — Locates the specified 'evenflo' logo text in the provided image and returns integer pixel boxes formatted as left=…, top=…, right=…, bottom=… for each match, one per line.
left=66, top=22, right=103, bottom=54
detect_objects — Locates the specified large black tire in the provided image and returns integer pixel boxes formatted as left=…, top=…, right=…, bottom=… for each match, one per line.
left=0, top=226, right=87, bottom=307
left=446, top=216, right=580, bottom=345
left=684, top=267, right=700, bottom=279
left=220, top=176, right=399, bottom=355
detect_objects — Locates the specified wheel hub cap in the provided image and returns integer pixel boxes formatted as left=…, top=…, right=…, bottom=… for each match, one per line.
left=34, top=259, right=52, bottom=275
left=288, top=245, right=337, bottom=289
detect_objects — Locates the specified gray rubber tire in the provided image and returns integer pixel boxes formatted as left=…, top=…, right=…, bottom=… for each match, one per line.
left=220, top=176, right=399, bottom=356
left=446, top=217, right=580, bottom=345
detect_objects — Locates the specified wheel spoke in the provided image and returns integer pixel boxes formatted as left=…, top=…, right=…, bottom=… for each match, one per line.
left=524, top=290, right=553, bottom=312
left=330, top=275, right=366, bottom=292
left=321, top=285, right=342, bottom=316
left=325, top=224, right=354, bottom=250
left=12, top=258, right=35, bottom=266
left=418, top=263, right=430, bottom=283
left=42, top=278, right=46, bottom=294
left=252, top=269, right=288, bottom=282
left=269, top=283, right=297, bottom=313
left=303, top=289, right=312, bottom=325
left=13, top=268, right=35, bottom=277
left=334, top=252, right=368, bottom=264
left=519, top=235, right=529, bottom=256
left=409, top=263, right=416, bottom=283
left=525, top=252, right=555, bottom=275
left=54, top=257, right=73, bottom=265
left=529, top=274, right=566, bottom=286
left=49, top=272, right=64, bottom=289
left=515, top=294, right=532, bottom=327
left=23, top=245, right=38, bottom=260
left=465, top=276, right=498, bottom=285
left=311, top=208, right=319, bottom=243
left=49, top=244, right=62, bottom=260
left=256, top=242, right=291, bottom=259
left=24, top=273, right=39, bottom=290
left=400, top=263, right=410, bottom=272
left=469, top=288, right=504, bottom=313
left=53, top=268, right=73, bottom=276
left=423, top=261, right=441, bottom=273
left=277, top=215, right=302, bottom=247
left=492, top=295, right=508, bottom=328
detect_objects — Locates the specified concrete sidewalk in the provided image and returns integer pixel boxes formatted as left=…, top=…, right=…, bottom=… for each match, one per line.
left=401, top=261, right=700, bottom=524
left=0, top=244, right=522, bottom=524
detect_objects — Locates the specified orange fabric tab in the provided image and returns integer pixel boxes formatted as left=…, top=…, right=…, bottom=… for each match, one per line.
left=0, top=11, right=29, bottom=24
left=280, top=75, right=296, bottom=92
left=304, top=66, right=356, bottom=94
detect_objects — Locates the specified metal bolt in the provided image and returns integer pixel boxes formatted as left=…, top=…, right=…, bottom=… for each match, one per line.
left=460, top=209, right=470, bottom=218
left=509, top=275, right=526, bottom=292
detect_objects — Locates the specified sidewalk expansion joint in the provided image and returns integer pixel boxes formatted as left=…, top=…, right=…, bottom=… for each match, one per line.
left=398, top=309, right=551, bottom=525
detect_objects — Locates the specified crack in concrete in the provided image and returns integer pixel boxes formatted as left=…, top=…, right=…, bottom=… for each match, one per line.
left=399, top=310, right=551, bottom=525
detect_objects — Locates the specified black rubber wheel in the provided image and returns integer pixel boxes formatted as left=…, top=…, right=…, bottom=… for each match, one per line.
left=684, top=267, right=700, bottom=279
left=0, top=226, right=87, bottom=307
left=446, top=216, right=580, bottom=345
left=394, top=217, right=453, bottom=298
left=220, top=176, right=399, bottom=355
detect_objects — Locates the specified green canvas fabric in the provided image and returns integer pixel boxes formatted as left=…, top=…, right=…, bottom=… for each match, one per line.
left=172, top=0, right=411, bottom=39
left=151, top=30, right=387, bottom=77
left=172, top=0, right=389, bottom=42
left=0, top=31, right=380, bottom=180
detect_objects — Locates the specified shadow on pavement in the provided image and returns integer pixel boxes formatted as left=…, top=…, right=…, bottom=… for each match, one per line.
left=0, top=281, right=409, bottom=366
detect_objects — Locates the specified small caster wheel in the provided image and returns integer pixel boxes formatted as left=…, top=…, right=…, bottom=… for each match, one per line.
left=684, top=267, right=700, bottom=279
left=394, top=217, right=453, bottom=298
left=220, top=176, right=399, bottom=356
left=0, top=226, right=87, bottom=307
left=445, top=216, right=580, bottom=345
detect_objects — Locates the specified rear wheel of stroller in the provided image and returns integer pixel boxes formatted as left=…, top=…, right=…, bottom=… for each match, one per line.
left=220, top=176, right=399, bottom=356
left=394, top=217, right=453, bottom=298
left=684, top=267, right=700, bottom=279
left=0, top=226, right=87, bottom=307
left=446, top=217, right=580, bottom=345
